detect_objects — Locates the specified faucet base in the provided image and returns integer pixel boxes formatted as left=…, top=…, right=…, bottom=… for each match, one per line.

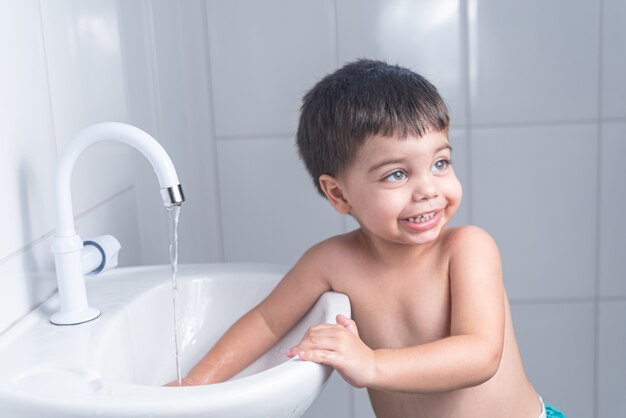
left=50, top=307, right=101, bottom=326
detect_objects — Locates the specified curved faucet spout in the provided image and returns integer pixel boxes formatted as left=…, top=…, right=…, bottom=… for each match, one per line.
left=50, top=122, right=185, bottom=325
left=55, top=122, right=184, bottom=237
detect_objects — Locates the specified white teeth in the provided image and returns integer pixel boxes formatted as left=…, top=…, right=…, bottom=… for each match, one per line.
left=408, top=211, right=436, bottom=223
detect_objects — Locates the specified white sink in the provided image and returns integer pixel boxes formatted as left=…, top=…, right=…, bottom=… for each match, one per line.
left=0, top=263, right=350, bottom=417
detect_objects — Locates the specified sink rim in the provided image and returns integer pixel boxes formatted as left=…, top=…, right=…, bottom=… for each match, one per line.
left=0, top=263, right=351, bottom=416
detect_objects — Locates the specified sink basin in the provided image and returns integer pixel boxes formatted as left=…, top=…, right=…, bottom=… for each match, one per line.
left=0, top=263, right=351, bottom=417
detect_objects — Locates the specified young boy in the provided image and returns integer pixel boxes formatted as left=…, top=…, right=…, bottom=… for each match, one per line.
left=175, top=59, right=564, bottom=418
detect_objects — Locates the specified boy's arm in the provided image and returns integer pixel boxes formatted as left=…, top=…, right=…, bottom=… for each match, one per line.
left=177, top=245, right=332, bottom=386
left=287, top=226, right=505, bottom=393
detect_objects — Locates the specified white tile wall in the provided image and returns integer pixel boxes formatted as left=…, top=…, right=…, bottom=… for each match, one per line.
left=216, top=137, right=343, bottom=266
left=602, top=0, right=626, bottom=119
left=117, top=0, right=158, bottom=135
left=39, top=0, right=136, bottom=215
left=0, top=238, right=56, bottom=333
left=336, top=0, right=467, bottom=126
left=598, top=301, right=626, bottom=417
left=599, top=123, right=626, bottom=297
left=118, top=0, right=223, bottom=266
left=471, top=125, right=598, bottom=300
left=73, top=188, right=141, bottom=269
left=0, top=0, right=57, bottom=259
left=0, top=187, right=140, bottom=332
left=116, top=0, right=168, bottom=266
left=468, top=0, right=599, bottom=125
left=127, top=0, right=223, bottom=265
left=512, top=302, right=595, bottom=418
left=448, top=129, right=470, bottom=227
left=0, top=0, right=142, bottom=334
left=206, top=0, right=337, bottom=139
left=175, top=0, right=223, bottom=263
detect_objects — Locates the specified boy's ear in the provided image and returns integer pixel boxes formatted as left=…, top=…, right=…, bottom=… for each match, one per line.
left=319, top=174, right=351, bottom=214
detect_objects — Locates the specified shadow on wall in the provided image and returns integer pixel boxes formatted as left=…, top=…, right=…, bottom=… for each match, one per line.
left=18, top=161, right=57, bottom=318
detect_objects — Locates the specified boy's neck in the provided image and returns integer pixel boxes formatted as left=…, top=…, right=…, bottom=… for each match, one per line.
left=354, top=227, right=441, bottom=267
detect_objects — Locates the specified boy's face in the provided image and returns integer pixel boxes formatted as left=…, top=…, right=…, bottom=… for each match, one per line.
left=320, top=130, right=462, bottom=246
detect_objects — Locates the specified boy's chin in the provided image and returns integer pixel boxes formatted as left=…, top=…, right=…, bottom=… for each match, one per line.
left=400, top=224, right=449, bottom=245
left=375, top=231, right=445, bottom=247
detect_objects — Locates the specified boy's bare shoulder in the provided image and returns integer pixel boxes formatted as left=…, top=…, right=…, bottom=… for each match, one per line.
left=442, top=225, right=500, bottom=256
left=297, top=230, right=363, bottom=274
left=287, top=231, right=363, bottom=293
left=303, top=230, right=362, bottom=260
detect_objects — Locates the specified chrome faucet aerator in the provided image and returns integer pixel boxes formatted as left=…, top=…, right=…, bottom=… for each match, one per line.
left=161, top=184, right=185, bottom=207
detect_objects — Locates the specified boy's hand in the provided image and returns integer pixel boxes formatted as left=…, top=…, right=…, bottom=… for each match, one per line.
left=164, top=376, right=205, bottom=387
left=286, top=314, right=375, bottom=388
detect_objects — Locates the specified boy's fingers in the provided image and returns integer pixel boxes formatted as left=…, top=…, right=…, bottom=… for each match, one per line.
left=336, top=314, right=359, bottom=336
left=298, top=349, right=338, bottom=366
left=287, top=320, right=357, bottom=357
left=289, top=337, right=333, bottom=354
left=307, top=323, right=340, bottom=333
left=288, top=330, right=350, bottom=357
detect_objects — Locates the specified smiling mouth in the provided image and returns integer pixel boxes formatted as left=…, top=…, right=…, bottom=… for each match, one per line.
left=404, top=210, right=439, bottom=224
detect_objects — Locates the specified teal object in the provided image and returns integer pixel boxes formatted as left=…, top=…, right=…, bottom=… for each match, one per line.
left=545, top=403, right=566, bottom=418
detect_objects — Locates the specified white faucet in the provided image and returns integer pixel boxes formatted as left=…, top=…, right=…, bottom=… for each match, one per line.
left=50, top=122, right=184, bottom=325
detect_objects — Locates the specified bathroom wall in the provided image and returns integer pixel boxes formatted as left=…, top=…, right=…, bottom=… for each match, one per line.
left=0, top=0, right=144, bottom=332
left=0, top=0, right=223, bottom=332
left=1, top=1, right=624, bottom=418
left=117, top=0, right=223, bottom=267
left=192, top=1, right=625, bottom=417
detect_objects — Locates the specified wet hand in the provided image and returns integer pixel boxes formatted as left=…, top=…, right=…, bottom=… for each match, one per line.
left=286, top=314, right=375, bottom=388
left=164, top=376, right=204, bottom=387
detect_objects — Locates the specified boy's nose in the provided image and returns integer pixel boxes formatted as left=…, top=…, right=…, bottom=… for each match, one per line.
left=411, top=179, right=438, bottom=202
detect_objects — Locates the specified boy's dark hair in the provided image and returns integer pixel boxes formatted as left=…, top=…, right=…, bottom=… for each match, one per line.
left=296, top=59, right=450, bottom=196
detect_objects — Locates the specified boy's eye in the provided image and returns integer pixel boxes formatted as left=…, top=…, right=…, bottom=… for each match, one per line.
left=432, top=159, right=450, bottom=172
left=384, top=170, right=407, bottom=182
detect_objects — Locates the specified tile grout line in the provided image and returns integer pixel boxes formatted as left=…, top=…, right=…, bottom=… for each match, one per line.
left=331, top=0, right=357, bottom=414
left=0, top=289, right=57, bottom=338
left=73, top=185, right=135, bottom=224
left=115, top=0, right=144, bottom=264
left=176, top=2, right=201, bottom=256
left=600, top=116, right=626, bottom=123
left=206, top=116, right=626, bottom=143
left=213, top=117, right=626, bottom=140
left=593, top=1, right=605, bottom=417
left=331, top=0, right=350, bottom=237
left=0, top=186, right=134, bottom=266
left=332, top=0, right=340, bottom=70
left=212, top=119, right=626, bottom=143
left=471, top=118, right=608, bottom=129
left=216, top=132, right=298, bottom=142
left=202, top=0, right=226, bottom=262
left=36, top=0, right=60, bottom=160
left=509, top=296, right=626, bottom=305
left=460, top=0, right=474, bottom=225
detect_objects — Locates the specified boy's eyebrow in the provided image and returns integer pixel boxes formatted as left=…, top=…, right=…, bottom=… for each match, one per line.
left=368, top=157, right=409, bottom=173
left=367, top=144, right=453, bottom=173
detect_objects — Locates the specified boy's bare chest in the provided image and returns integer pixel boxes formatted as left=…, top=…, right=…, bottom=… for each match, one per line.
left=334, top=264, right=451, bottom=350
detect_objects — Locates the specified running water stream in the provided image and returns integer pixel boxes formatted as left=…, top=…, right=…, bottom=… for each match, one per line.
left=167, top=205, right=182, bottom=385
